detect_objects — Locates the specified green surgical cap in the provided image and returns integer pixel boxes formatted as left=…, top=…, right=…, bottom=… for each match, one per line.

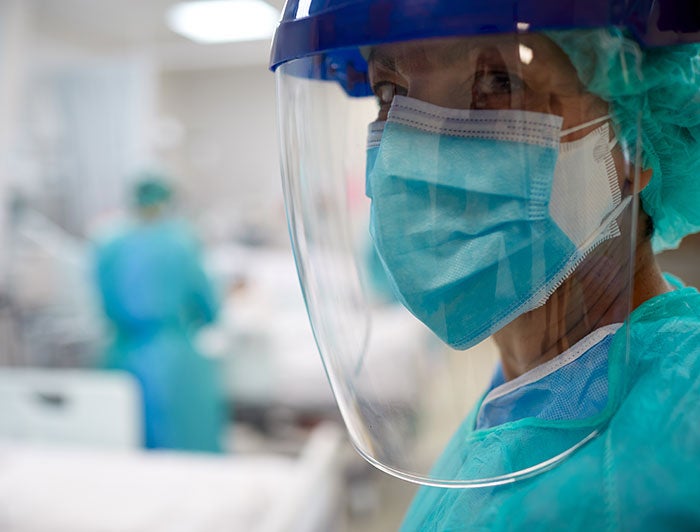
left=133, top=175, right=173, bottom=208
left=548, top=28, right=700, bottom=251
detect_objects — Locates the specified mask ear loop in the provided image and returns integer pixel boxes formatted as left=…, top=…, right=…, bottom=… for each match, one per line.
left=560, top=114, right=611, bottom=138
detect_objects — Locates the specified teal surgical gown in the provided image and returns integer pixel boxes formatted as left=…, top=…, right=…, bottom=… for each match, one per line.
left=402, top=283, right=700, bottom=530
left=96, top=219, right=224, bottom=452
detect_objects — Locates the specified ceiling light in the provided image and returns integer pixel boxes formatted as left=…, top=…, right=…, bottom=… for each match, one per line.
left=167, top=0, right=280, bottom=44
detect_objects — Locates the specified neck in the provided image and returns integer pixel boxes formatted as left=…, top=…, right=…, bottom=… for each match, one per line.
left=493, top=237, right=671, bottom=381
left=631, top=240, right=672, bottom=309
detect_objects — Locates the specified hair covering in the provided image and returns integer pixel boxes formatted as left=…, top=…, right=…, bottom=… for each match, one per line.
left=548, top=28, right=700, bottom=251
left=133, top=174, right=173, bottom=209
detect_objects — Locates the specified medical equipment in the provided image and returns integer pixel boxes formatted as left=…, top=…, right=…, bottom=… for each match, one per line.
left=0, top=422, right=346, bottom=532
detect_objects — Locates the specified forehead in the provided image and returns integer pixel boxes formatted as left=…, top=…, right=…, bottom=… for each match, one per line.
left=368, top=33, right=579, bottom=80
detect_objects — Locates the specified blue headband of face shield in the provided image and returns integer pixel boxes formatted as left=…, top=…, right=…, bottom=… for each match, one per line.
left=270, top=0, right=700, bottom=96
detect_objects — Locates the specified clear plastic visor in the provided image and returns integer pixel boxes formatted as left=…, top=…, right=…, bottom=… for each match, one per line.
left=276, top=30, right=644, bottom=487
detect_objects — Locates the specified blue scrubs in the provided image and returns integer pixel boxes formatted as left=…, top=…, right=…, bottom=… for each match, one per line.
left=402, top=284, right=700, bottom=530
left=96, top=219, right=224, bottom=452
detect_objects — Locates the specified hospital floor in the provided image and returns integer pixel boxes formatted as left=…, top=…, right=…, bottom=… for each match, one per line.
left=346, top=464, right=418, bottom=531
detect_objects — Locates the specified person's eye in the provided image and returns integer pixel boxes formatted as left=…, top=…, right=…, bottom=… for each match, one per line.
left=473, top=71, right=522, bottom=95
left=471, top=70, right=524, bottom=109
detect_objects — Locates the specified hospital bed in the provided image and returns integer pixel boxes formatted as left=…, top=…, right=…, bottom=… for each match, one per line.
left=0, top=367, right=347, bottom=532
left=0, top=423, right=346, bottom=532
left=0, top=368, right=142, bottom=449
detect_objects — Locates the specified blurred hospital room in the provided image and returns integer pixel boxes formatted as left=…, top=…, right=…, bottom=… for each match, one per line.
left=0, top=1, right=698, bottom=531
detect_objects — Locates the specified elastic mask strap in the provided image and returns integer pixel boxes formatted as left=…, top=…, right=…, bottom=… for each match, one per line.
left=578, top=194, right=632, bottom=251
left=560, top=114, right=611, bottom=137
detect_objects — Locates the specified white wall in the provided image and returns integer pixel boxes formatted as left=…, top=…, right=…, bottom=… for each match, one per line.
left=3, top=0, right=288, bottom=245
left=8, top=7, right=159, bottom=236
left=0, top=0, right=30, bottom=286
left=158, top=64, right=286, bottom=245
left=22, top=56, right=158, bottom=233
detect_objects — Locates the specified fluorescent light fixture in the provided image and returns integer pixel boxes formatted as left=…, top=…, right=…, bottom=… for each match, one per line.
left=167, top=0, right=280, bottom=44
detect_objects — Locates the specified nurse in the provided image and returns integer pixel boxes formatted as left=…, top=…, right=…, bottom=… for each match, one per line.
left=95, top=177, right=224, bottom=452
left=270, top=1, right=700, bottom=529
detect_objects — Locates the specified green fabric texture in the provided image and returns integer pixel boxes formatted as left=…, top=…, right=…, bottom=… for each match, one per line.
left=547, top=29, right=700, bottom=251
left=401, top=286, right=700, bottom=530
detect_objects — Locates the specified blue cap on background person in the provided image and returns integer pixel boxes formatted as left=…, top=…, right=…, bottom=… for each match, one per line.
left=133, top=173, right=173, bottom=209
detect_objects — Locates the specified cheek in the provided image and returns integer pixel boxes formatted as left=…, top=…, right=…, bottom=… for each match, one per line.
left=407, top=74, right=473, bottom=109
left=556, top=94, right=610, bottom=134
left=521, top=90, right=553, bottom=113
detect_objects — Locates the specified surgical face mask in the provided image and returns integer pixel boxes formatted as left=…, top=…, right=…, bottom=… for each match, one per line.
left=366, top=95, right=629, bottom=349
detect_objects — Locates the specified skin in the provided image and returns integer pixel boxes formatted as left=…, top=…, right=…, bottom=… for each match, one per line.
left=137, top=204, right=166, bottom=221
left=367, top=34, right=671, bottom=380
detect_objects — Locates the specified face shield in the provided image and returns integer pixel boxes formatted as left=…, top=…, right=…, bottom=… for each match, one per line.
left=271, top=1, right=699, bottom=488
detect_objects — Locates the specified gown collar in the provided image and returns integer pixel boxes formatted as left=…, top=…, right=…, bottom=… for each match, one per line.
left=476, top=323, right=623, bottom=430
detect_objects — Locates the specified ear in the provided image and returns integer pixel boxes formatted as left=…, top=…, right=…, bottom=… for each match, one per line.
left=637, top=166, right=653, bottom=192
left=626, top=165, right=653, bottom=193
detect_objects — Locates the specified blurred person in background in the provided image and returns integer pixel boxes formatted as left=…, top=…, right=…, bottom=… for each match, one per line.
left=95, top=174, right=224, bottom=452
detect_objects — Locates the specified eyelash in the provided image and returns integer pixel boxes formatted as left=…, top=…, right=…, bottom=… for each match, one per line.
left=473, top=71, right=523, bottom=95
left=370, top=70, right=524, bottom=112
